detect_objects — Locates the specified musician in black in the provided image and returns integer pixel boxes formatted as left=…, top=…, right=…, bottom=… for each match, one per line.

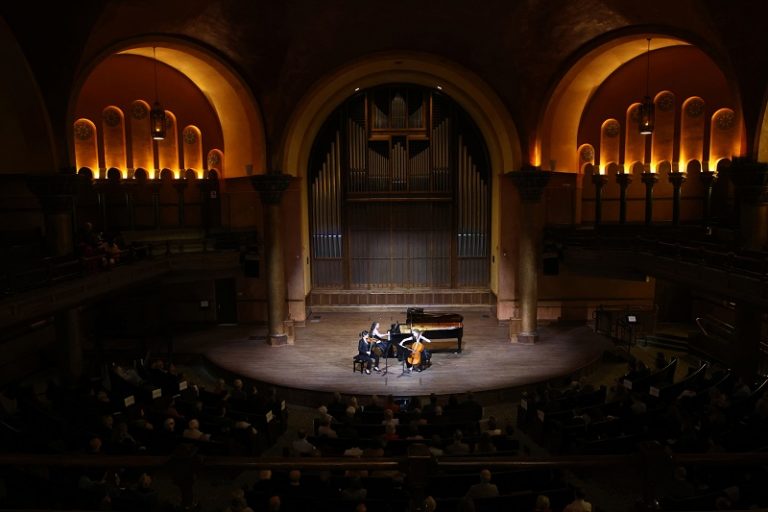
left=398, top=329, right=432, bottom=372
left=357, top=330, right=380, bottom=374
left=369, top=321, right=391, bottom=360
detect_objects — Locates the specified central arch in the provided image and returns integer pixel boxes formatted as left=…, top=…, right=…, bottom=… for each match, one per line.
left=278, top=52, right=522, bottom=311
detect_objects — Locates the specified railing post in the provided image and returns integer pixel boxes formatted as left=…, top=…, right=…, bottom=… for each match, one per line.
left=669, top=171, right=687, bottom=226
left=641, top=172, right=659, bottom=225
left=592, top=174, right=608, bottom=226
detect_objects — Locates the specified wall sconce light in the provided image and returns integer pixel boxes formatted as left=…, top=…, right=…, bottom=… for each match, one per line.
left=638, top=38, right=654, bottom=135
left=150, top=47, right=166, bottom=141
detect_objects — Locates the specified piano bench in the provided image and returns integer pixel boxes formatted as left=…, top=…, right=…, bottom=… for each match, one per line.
left=353, top=355, right=366, bottom=374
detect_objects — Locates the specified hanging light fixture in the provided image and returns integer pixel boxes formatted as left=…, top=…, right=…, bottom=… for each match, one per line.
left=638, top=38, right=654, bottom=135
left=150, top=46, right=166, bottom=141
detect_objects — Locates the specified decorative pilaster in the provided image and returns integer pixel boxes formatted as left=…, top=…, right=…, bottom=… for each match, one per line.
left=616, top=173, right=633, bottom=224
left=699, top=170, right=717, bottom=225
left=592, top=174, right=608, bottom=226
left=668, top=172, right=687, bottom=226
left=507, top=168, right=552, bottom=344
left=27, top=173, right=79, bottom=256
left=728, top=158, right=768, bottom=250
left=640, top=172, right=659, bottom=225
left=251, top=173, right=294, bottom=346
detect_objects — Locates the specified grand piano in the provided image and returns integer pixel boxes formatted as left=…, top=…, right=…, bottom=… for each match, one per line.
left=389, top=307, right=464, bottom=356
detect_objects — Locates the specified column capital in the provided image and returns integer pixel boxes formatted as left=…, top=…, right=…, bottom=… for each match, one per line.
left=668, top=171, right=687, bottom=187
left=591, top=174, right=608, bottom=187
left=616, top=172, right=633, bottom=187
left=641, top=172, right=659, bottom=187
left=26, top=173, right=80, bottom=213
left=251, top=173, right=293, bottom=204
left=507, top=168, right=552, bottom=202
left=728, top=158, right=768, bottom=204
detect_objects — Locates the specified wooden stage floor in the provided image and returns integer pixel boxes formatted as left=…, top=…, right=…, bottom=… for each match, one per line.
left=190, top=312, right=614, bottom=402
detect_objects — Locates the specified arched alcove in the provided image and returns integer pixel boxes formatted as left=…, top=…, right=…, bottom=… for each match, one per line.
left=70, top=39, right=266, bottom=179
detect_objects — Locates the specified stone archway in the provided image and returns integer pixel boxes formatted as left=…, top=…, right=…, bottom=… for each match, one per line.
left=278, top=52, right=522, bottom=321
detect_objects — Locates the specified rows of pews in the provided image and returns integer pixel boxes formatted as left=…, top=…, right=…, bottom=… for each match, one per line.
left=304, top=403, right=578, bottom=512
left=517, top=357, right=768, bottom=510
left=1, top=360, right=287, bottom=458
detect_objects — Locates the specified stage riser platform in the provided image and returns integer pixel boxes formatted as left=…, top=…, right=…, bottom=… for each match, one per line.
left=309, top=290, right=495, bottom=312
left=197, top=313, right=612, bottom=406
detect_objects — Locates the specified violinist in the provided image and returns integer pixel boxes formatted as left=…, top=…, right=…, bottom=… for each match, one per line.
left=357, top=330, right=380, bottom=374
left=399, top=329, right=431, bottom=372
left=369, top=321, right=391, bottom=359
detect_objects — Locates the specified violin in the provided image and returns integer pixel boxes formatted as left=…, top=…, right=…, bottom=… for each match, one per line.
left=368, top=337, right=384, bottom=357
left=406, top=339, right=424, bottom=367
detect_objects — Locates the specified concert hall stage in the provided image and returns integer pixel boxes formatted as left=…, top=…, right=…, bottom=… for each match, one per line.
left=188, top=312, right=614, bottom=404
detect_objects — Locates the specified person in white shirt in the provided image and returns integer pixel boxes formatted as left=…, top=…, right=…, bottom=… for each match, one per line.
left=398, top=329, right=431, bottom=372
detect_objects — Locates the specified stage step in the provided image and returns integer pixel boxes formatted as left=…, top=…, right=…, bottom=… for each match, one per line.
left=309, top=289, right=495, bottom=313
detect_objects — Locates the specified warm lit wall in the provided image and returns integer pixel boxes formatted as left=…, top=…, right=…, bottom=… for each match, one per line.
left=157, top=113, right=179, bottom=177
left=129, top=100, right=153, bottom=172
left=599, top=120, right=621, bottom=172
left=651, top=91, right=676, bottom=171
left=579, top=46, right=737, bottom=172
left=102, top=106, right=127, bottom=177
left=624, top=104, right=645, bottom=170
left=710, top=109, right=740, bottom=168
left=680, top=97, right=706, bottom=167
left=74, top=54, right=222, bottom=174
left=182, top=125, right=204, bottom=177
left=74, top=118, right=99, bottom=171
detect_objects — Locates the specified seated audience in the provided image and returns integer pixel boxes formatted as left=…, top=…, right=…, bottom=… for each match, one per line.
left=465, top=469, right=499, bottom=499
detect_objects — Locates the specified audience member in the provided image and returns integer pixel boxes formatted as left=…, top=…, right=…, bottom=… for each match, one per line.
left=444, top=429, right=470, bottom=455
left=563, top=488, right=592, bottom=512
left=291, top=429, right=317, bottom=456
left=317, top=416, right=338, bottom=438
left=340, top=476, right=367, bottom=502
left=465, top=469, right=499, bottom=499
left=474, top=432, right=497, bottom=454
left=534, top=494, right=552, bottom=512
left=182, top=418, right=210, bottom=441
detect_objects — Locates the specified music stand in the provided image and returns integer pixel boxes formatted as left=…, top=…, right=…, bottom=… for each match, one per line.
left=379, top=337, right=391, bottom=377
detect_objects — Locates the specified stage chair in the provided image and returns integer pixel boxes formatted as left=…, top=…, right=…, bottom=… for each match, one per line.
left=353, top=354, right=366, bottom=374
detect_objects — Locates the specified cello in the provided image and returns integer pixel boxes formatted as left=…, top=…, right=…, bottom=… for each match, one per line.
left=406, top=338, right=424, bottom=369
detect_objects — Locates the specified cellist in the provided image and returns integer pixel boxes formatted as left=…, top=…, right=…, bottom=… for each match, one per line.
left=398, top=329, right=431, bottom=372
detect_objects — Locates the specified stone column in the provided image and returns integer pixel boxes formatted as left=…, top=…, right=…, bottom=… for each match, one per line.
left=507, top=169, right=552, bottom=344
left=592, top=174, right=608, bottom=226
left=728, top=158, right=768, bottom=251
left=668, top=171, right=687, bottom=226
left=699, top=170, right=717, bottom=226
left=641, top=172, right=659, bottom=225
left=27, top=174, right=79, bottom=257
left=616, top=173, right=633, bottom=224
left=56, top=307, right=83, bottom=384
left=251, top=173, right=294, bottom=346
